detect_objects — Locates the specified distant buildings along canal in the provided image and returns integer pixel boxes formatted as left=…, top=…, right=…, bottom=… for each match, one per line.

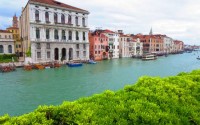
left=19, top=0, right=90, bottom=63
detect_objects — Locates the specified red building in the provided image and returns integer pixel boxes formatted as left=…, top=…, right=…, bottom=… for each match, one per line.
left=133, top=34, right=165, bottom=54
left=173, top=40, right=184, bottom=52
left=89, top=30, right=109, bottom=61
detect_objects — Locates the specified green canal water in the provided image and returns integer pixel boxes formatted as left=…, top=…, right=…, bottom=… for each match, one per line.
left=0, top=52, right=199, bottom=116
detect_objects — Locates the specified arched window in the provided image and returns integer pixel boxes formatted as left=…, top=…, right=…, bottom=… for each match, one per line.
left=76, top=31, right=79, bottom=40
left=61, top=14, right=65, bottom=24
left=82, top=18, right=85, bottom=26
left=75, top=16, right=79, bottom=26
left=8, top=45, right=12, bottom=53
left=36, top=28, right=40, bottom=39
left=54, top=13, right=58, bottom=23
left=68, top=31, right=72, bottom=40
left=0, top=45, right=3, bottom=53
left=46, top=29, right=50, bottom=39
left=83, top=32, right=86, bottom=41
left=62, top=30, right=65, bottom=40
left=68, top=15, right=72, bottom=24
left=35, top=10, right=39, bottom=21
left=54, top=29, right=58, bottom=40
left=45, top=12, right=49, bottom=22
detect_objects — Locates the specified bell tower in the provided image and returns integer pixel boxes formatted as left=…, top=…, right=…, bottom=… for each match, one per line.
left=149, top=27, right=153, bottom=35
left=13, top=13, right=18, bottom=28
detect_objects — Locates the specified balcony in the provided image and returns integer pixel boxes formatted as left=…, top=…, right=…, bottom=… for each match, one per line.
left=66, top=23, right=73, bottom=26
left=62, top=36, right=66, bottom=40
left=46, top=20, right=51, bottom=24
left=83, top=25, right=87, bottom=27
left=35, top=19, right=41, bottom=23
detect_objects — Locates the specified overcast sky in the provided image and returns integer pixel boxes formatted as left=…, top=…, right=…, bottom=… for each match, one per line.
left=0, top=0, right=200, bottom=45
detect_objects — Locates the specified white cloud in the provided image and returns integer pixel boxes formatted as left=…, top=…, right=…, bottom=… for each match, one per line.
left=0, top=0, right=200, bottom=45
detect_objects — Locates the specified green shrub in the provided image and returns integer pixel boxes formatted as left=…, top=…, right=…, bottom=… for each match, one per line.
left=1, top=69, right=200, bottom=125
left=0, top=54, right=18, bottom=63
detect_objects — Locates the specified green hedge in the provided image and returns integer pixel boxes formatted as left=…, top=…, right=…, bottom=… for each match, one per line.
left=0, top=54, right=18, bottom=63
left=1, top=70, right=200, bottom=125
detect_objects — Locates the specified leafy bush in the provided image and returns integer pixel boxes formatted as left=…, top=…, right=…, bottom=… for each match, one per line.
left=26, top=47, right=31, bottom=57
left=0, top=54, right=18, bottom=63
left=1, top=69, right=200, bottom=124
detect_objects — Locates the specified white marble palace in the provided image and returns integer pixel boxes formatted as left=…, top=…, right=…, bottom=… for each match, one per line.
left=19, top=0, right=89, bottom=63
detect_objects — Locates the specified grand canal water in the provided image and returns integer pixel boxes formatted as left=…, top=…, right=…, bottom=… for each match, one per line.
left=0, top=52, right=199, bottom=116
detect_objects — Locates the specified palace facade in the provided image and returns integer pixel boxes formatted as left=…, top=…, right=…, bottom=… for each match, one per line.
left=19, top=0, right=89, bottom=63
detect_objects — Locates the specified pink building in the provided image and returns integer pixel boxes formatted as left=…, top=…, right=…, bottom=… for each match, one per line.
left=89, top=30, right=109, bottom=61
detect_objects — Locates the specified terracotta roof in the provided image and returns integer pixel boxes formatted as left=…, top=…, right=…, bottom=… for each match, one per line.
left=0, top=30, right=11, bottom=33
left=102, top=29, right=116, bottom=34
left=174, top=40, right=183, bottom=44
left=6, top=27, right=19, bottom=30
left=29, top=0, right=89, bottom=13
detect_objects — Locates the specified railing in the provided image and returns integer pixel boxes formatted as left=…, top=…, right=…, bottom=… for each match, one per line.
left=35, top=19, right=41, bottom=23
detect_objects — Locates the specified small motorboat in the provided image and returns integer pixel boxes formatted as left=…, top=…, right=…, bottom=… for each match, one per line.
left=67, top=63, right=83, bottom=67
left=197, top=57, right=200, bottom=60
left=88, top=60, right=97, bottom=64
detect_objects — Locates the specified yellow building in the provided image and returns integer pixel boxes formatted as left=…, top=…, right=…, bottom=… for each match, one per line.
left=6, top=14, right=23, bottom=57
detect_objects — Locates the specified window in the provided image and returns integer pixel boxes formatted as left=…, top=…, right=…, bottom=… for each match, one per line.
left=35, top=10, right=39, bottom=21
left=62, top=30, right=66, bottom=40
left=83, top=51, right=86, bottom=57
left=61, top=14, right=65, bottom=24
left=76, top=31, right=79, bottom=40
left=5, top=35, right=7, bottom=39
left=47, top=51, right=50, bottom=59
left=46, top=43, right=50, bottom=49
left=68, top=15, right=72, bottom=24
left=76, top=44, right=79, bottom=49
left=83, top=44, right=86, bottom=49
left=45, top=12, right=49, bottom=22
left=0, top=35, right=1, bottom=38
left=0, top=45, right=4, bottom=53
left=54, top=13, right=58, bottom=23
left=75, top=16, right=79, bottom=26
left=76, top=51, right=79, bottom=58
left=46, top=29, right=49, bottom=39
left=37, top=52, right=41, bottom=59
left=36, top=43, right=41, bottom=49
left=82, top=18, right=85, bottom=26
left=95, top=51, right=97, bottom=54
left=68, top=31, right=72, bottom=40
left=36, top=28, right=40, bottom=39
left=83, top=32, right=86, bottom=41
left=8, top=45, right=12, bottom=53
left=98, top=51, right=100, bottom=54
left=19, top=45, right=21, bottom=48
left=9, top=35, right=11, bottom=39
left=16, top=45, right=18, bottom=48
left=54, top=29, right=58, bottom=39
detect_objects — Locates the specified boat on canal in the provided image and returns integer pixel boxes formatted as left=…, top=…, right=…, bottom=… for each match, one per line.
left=0, top=64, right=16, bottom=73
left=88, top=60, right=97, bottom=64
left=197, top=56, right=200, bottom=60
left=67, top=63, right=83, bottom=67
left=142, top=53, right=157, bottom=61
